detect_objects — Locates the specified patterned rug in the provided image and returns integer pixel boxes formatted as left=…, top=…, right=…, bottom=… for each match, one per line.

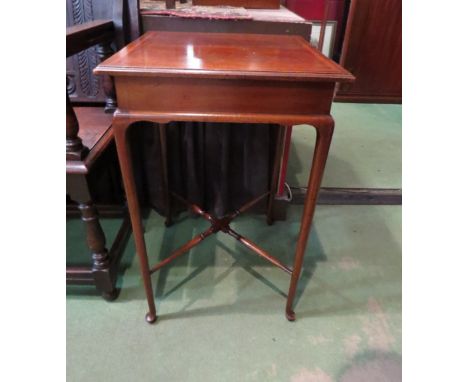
left=140, top=0, right=252, bottom=20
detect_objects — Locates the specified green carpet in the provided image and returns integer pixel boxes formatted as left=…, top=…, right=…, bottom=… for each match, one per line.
left=288, top=103, right=402, bottom=188
left=67, top=205, right=401, bottom=381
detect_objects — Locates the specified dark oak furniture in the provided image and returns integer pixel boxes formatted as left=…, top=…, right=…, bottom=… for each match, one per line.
left=67, top=20, right=130, bottom=300
left=66, top=0, right=140, bottom=103
left=335, top=0, right=402, bottom=103
left=95, top=31, right=353, bottom=322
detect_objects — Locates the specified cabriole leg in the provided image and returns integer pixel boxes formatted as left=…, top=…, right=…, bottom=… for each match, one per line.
left=113, top=119, right=157, bottom=324
left=286, top=116, right=334, bottom=321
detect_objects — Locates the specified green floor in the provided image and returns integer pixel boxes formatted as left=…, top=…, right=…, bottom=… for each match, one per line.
left=289, top=103, right=402, bottom=189
left=67, top=103, right=402, bottom=381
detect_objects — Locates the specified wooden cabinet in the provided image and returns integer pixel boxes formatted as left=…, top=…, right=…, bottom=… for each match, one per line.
left=335, top=0, right=402, bottom=103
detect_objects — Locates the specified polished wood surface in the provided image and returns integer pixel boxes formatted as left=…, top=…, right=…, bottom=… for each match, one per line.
left=114, top=77, right=335, bottom=115
left=73, top=107, right=113, bottom=149
left=336, top=0, right=402, bottom=103
left=140, top=9, right=311, bottom=223
left=95, top=31, right=353, bottom=323
left=95, top=32, right=354, bottom=82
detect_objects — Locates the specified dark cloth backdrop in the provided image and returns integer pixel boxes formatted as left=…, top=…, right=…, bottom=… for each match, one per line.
left=125, top=122, right=280, bottom=218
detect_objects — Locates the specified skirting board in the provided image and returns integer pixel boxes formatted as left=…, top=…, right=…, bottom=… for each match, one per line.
left=334, top=94, right=402, bottom=104
left=291, top=187, right=402, bottom=205
left=66, top=204, right=127, bottom=218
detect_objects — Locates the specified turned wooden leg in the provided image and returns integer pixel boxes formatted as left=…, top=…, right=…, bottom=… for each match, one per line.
left=267, top=125, right=285, bottom=225
left=78, top=201, right=118, bottom=301
left=66, top=89, right=87, bottom=160
left=286, top=116, right=334, bottom=321
left=113, top=118, right=157, bottom=324
left=96, top=41, right=117, bottom=113
left=159, top=124, right=172, bottom=226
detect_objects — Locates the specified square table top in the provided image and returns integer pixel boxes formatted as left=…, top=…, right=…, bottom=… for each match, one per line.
left=95, top=31, right=354, bottom=82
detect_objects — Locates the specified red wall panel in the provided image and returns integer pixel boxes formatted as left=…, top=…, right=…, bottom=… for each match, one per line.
left=286, top=0, right=347, bottom=59
left=286, top=0, right=326, bottom=20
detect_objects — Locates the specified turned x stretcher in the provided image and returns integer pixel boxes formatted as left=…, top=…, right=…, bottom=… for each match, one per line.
left=95, top=31, right=354, bottom=324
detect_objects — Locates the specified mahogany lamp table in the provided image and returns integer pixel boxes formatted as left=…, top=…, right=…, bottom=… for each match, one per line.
left=94, top=31, right=354, bottom=324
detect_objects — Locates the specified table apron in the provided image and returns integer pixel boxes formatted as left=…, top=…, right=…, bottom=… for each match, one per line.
left=114, top=76, right=334, bottom=117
